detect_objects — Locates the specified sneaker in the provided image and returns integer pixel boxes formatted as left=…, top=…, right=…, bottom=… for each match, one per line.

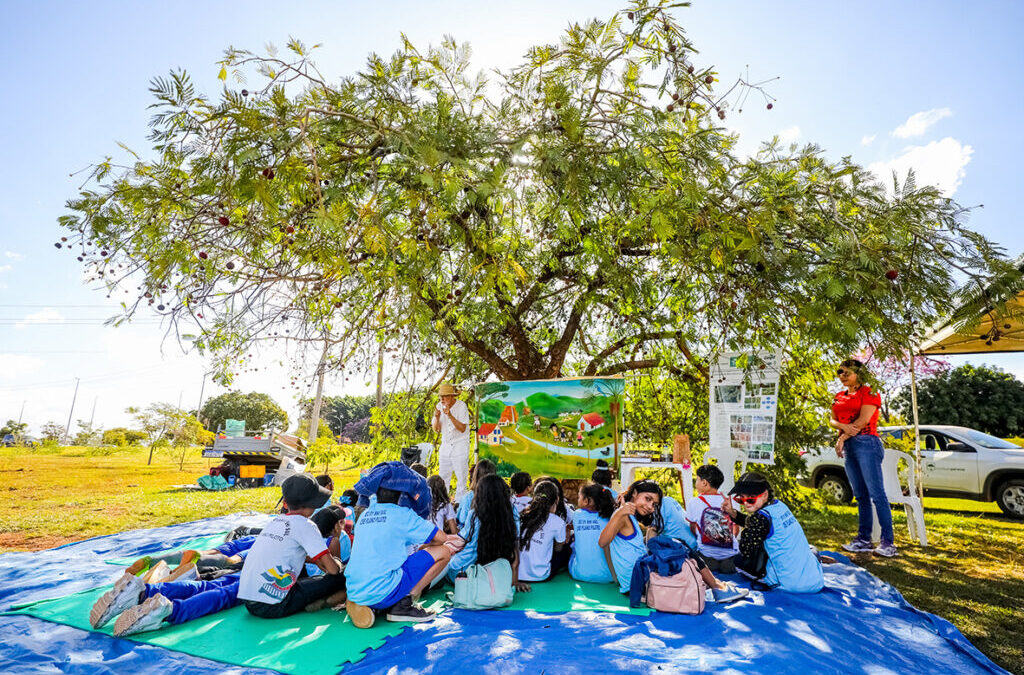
left=165, top=552, right=200, bottom=582
left=89, top=573, right=145, bottom=629
left=346, top=599, right=375, bottom=629
left=873, top=542, right=898, bottom=558
left=113, top=594, right=173, bottom=637
left=841, top=538, right=874, bottom=553
left=142, top=560, right=170, bottom=584
left=125, top=556, right=152, bottom=577
left=226, top=526, right=254, bottom=542
left=385, top=595, right=435, bottom=623
left=712, top=583, right=750, bottom=604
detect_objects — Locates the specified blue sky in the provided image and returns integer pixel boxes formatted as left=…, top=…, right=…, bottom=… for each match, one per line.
left=2, top=1, right=1023, bottom=434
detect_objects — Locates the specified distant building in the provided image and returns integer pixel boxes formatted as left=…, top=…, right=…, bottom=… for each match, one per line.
left=498, top=405, right=519, bottom=426
left=577, top=412, right=605, bottom=432
left=478, top=424, right=503, bottom=446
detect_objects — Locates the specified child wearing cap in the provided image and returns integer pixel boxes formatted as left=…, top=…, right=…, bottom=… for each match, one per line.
left=722, top=472, right=825, bottom=593
left=345, top=462, right=456, bottom=628
left=237, top=473, right=346, bottom=617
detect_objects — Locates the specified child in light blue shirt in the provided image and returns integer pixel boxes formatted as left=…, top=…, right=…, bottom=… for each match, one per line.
left=569, top=482, right=616, bottom=584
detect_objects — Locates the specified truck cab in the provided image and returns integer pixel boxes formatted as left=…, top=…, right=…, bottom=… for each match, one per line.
left=203, top=429, right=307, bottom=487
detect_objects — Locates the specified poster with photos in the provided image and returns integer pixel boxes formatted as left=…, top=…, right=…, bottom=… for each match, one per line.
left=709, top=351, right=783, bottom=465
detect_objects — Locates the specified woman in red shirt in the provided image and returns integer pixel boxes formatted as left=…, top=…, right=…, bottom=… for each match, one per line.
left=829, top=359, right=896, bottom=558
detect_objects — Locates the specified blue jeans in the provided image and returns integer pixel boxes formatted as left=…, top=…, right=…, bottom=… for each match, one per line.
left=844, top=434, right=893, bottom=544
left=146, top=574, right=241, bottom=625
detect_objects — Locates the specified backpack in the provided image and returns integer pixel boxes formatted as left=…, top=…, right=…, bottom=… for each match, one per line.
left=645, top=558, right=706, bottom=614
left=451, top=558, right=515, bottom=610
left=697, top=496, right=735, bottom=549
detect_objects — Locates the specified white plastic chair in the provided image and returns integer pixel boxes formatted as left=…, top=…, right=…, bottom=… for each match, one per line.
left=871, top=448, right=928, bottom=546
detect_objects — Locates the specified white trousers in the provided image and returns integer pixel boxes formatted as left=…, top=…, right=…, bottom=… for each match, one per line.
left=438, top=443, right=470, bottom=502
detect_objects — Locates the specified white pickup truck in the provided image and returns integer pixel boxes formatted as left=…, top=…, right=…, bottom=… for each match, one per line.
left=801, top=425, right=1024, bottom=518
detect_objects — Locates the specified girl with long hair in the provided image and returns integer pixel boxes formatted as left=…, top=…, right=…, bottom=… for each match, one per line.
left=446, top=474, right=520, bottom=582
left=569, top=482, right=616, bottom=583
left=428, top=475, right=457, bottom=535
left=516, top=482, right=568, bottom=585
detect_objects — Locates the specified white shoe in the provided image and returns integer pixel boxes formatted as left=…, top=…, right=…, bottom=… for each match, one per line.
left=113, top=594, right=173, bottom=637
left=89, top=573, right=144, bottom=628
left=142, top=560, right=170, bottom=584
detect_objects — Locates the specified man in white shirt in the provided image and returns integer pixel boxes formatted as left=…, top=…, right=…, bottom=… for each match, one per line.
left=432, top=383, right=471, bottom=502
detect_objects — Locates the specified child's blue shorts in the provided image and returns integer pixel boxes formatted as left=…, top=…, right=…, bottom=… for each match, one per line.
left=370, top=549, right=436, bottom=609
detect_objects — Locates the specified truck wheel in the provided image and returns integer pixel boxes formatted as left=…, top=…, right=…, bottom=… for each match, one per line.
left=817, top=473, right=853, bottom=504
left=995, top=479, right=1024, bottom=519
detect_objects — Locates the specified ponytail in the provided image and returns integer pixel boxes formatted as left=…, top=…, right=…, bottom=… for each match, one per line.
left=580, top=481, right=615, bottom=519
left=519, top=482, right=559, bottom=550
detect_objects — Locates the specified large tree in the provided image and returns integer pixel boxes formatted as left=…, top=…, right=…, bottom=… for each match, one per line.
left=200, top=391, right=289, bottom=432
left=895, top=364, right=1024, bottom=438
left=60, top=1, right=1011, bottom=393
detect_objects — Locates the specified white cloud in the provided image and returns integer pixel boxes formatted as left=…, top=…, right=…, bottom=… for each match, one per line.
left=14, top=308, right=64, bottom=329
left=0, top=265, right=11, bottom=274
left=777, top=125, right=801, bottom=145
left=868, top=137, right=973, bottom=196
left=860, top=134, right=876, bottom=146
left=892, top=108, right=952, bottom=139
left=4, top=251, right=24, bottom=260
left=0, top=354, right=46, bottom=380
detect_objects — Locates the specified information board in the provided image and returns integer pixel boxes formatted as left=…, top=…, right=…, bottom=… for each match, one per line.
left=708, top=351, right=783, bottom=465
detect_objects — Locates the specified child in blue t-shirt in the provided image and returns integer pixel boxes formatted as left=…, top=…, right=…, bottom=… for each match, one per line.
left=456, top=460, right=497, bottom=528
left=591, top=460, right=619, bottom=500
left=345, top=465, right=456, bottom=628
left=569, top=482, right=615, bottom=583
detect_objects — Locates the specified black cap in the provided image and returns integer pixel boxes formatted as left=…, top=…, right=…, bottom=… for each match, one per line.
left=281, top=473, right=332, bottom=510
left=728, top=472, right=771, bottom=496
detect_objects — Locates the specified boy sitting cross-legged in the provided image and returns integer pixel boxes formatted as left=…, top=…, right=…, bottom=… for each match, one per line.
left=345, top=461, right=456, bottom=628
left=237, top=473, right=347, bottom=618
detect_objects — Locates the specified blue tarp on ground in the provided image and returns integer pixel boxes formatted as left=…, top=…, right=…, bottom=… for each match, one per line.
left=0, top=514, right=1011, bottom=675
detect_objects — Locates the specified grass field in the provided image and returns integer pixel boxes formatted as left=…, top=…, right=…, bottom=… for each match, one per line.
left=0, top=446, right=1021, bottom=672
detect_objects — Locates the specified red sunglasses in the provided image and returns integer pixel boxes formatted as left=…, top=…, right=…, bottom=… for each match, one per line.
left=733, top=491, right=767, bottom=505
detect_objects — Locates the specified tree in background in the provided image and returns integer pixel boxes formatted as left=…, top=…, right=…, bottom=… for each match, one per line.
left=894, top=364, right=1024, bottom=437
left=0, top=420, right=29, bottom=443
left=39, top=422, right=66, bottom=443
left=298, top=394, right=374, bottom=437
left=72, top=420, right=102, bottom=446
left=199, top=391, right=289, bottom=433
left=854, top=347, right=950, bottom=421
left=170, top=414, right=216, bottom=470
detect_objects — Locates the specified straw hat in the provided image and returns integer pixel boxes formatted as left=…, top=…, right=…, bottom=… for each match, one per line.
left=438, top=383, right=457, bottom=396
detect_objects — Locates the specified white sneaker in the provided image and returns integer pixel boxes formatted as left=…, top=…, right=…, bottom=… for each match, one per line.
left=89, top=573, right=144, bottom=628
left=113, top=594, right=173, bottom=637
left=142, top=560, right=170, bottom=584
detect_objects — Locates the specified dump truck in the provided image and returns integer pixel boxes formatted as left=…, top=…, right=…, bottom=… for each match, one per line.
left=202, top=428, right=307, bottom=488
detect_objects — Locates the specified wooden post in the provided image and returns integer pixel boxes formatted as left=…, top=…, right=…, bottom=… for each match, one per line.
left=673, top=433, right=691, bottom=498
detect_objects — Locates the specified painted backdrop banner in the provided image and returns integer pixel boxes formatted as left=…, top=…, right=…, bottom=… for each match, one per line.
left=474, top=378, right=624, bottom=479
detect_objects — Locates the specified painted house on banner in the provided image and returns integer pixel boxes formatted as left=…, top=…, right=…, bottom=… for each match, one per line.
left=478, top=424, right=504, bottom=446
left=577, top=412, right=605, bottom=433
left=498, top=405, right=519, bottom=426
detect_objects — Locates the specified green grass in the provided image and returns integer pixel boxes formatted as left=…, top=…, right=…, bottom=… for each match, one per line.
left=0, top=446, right=1020, bottom=673
left=0, top=445, right=357, bottom=551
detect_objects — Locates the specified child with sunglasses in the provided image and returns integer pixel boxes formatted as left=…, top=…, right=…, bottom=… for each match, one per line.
left=722, top=472, right=826, bottom=593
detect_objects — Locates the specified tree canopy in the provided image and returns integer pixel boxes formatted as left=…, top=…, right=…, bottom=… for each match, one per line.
left=199, top=391, right=289, bottom=432
left=60, top=1, right=1011, bottom=391
left=895, top=364, right=1024, bottom=437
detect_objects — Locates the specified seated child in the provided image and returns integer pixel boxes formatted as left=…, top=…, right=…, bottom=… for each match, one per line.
left=654, top=491, right=698, bottom=551
left=591, top=460, right=618, bottom=500
left=685, top=464, right=739, bottom=573
left=569, top=482, right=615, bottom=583
left=533, top=475, right=573, bottom=523
left=599, top=479, right=747, bottom=602
left=237, top=474, right=346, bottom=619
left=345, top=462, right=455, bottom=628
left=457, top=459, right=496, bottom=528
left=447, top=474, right=520, bottom=585
left=722, top=472, right=826, bottom=593
left=410, top=463, right=429, bottom=478
left=515, top=482, right=568, bottom=584
left=90, top=500, right=351, bottom=636
left=428, top=474, right=458, bottom=534
left=316, top=474, right=334, bottom=492
left=510, top=471, right=533, bottom=514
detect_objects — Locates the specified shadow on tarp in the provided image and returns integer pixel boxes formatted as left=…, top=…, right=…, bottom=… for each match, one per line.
left=347, top=554, right=1011, bottom=675
left=0, top=516, right=1012, bottom=675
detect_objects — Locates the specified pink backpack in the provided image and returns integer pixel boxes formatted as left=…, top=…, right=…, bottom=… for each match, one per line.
left=645, top=559, right=707, bottom=614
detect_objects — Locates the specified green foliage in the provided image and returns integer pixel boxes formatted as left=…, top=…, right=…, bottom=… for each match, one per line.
left=294, top=418, right=335, bottom=442
left=306, top=435, right=341, bottom=473
left=72, top=420, right=101, bottom=446
left=200, top=391, right=289, bottom=432
left=39, top=422, right=66, bottom=442
left=0, top=420, right=28, bottom=440
left=59, top=2, right=1009, bottom=392
left=894, top=364, right=1024, bottom=437
left=300, top=394, right=373, bottom=437
left=102, top=429, right=128, bottom=446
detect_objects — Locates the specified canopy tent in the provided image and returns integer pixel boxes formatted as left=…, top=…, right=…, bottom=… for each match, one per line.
left=918, top=291, right=1024, bottom=355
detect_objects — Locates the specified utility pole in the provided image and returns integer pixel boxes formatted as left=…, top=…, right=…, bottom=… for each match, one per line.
left=63, top=377, right=80, bottom=446
left=197, top=373, right=207, bottom=417
left=18, top=400, right=25, bottom=424
left=309, top=341, right=330, bottom=444
left=88, top=396, right=98, bottom=443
